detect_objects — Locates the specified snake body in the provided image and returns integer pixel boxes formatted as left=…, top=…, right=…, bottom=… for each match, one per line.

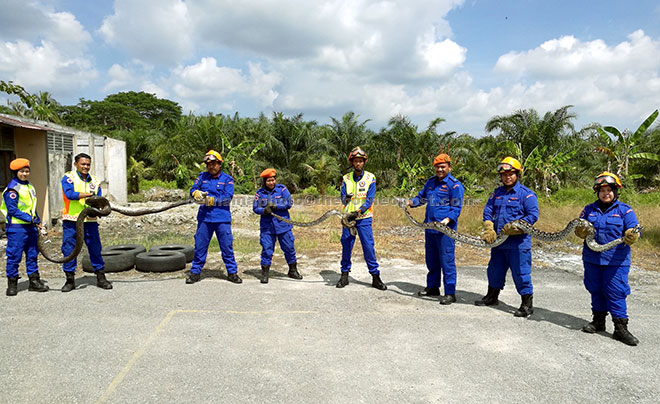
left=401, top=205, right=642, bottom=252
left=271, top=209, right=358, bottom=235
left=38, top=196, right=192, bottom=263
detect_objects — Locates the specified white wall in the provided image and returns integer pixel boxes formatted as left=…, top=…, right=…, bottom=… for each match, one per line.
left=104, top=137, right=127, bottom=204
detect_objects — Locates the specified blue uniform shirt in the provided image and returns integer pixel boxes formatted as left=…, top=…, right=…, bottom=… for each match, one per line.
left=579, top=200, right=638, bottom=266
left=3, top=178, right=40, bottom=226
left=411, top=174, right=464, bottom=233
left=483, top=181, right=539, bottom=249
left=253, top=183, right=294, bottom=234
left=340, top=171, right=376, bottom=214
left=190, top=171, right=234, bottom=223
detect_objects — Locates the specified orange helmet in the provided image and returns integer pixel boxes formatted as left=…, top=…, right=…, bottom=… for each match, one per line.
left=348, top=147, right=367, bottom=162
left=593, top=172, right=622, bottom=191
left=497, top=157, right=522, bottom=173
left=9, top=158, right=30, bottom=171
left=433, top=153, right=451, bottom=166
left=260, top=168, right=277, bottom=178
left=203, top=150, right=223, bottom=163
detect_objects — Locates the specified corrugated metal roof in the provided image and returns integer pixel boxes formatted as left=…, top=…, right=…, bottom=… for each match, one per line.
left=0, top=114, right=50, bottom=131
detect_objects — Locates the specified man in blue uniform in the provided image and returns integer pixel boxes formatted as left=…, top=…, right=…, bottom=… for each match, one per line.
left=60, top=153, right=112, bottom=292
left=253, top=168, right=301, bottom=283
left=186, top=150, right=241, bottom=284
left=476, top=157, right=539, bottom=317
left=575, top=172, right=640, bottom=345
left=337, top=147, right=386, bottom=290
left=407, top=153, right=464, bottom=305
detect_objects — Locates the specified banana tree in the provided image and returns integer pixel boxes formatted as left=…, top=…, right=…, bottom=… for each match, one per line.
left=595, top=110, right=660, bottom=178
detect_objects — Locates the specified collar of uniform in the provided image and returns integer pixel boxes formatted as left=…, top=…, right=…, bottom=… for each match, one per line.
left=13, top=177, right=29, bottom=185
left=352, top=171, right=364, bottom=181
left=505, top=181, right=521, bottom=193
left=436, top=173, right=453, bottom=184
left=76, top=171, right=91, bottom=182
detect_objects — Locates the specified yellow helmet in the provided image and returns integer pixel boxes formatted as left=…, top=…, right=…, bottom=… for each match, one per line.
left=593, top=171, right=622, bottom=191
left=203, top=150, right=223, bottom=163
left=497, top=157, right=522, bottom=173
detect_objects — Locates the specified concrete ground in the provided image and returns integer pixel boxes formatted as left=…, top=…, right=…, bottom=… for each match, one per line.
left=1, top=257, right=660, bottom=404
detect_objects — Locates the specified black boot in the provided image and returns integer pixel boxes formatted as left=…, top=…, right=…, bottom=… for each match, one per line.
left=28, top=273, right=49, bottom=292
left=287, top=262, right=302, bottom=280
left=417, top=287, right=440, bottom=297
left=371, top=274, right=387, bottom=290
left=474, top=287, right=500, bottom=306
left=612, top=317, right=639, bottom=346
left=514, top=294, right=534, bottom=317
left=6, top=276, right=18, bottom=296
left=261, top=265, right=270, bottom=284
left=185, top=273, right=200, bottom=284
left=61, top=272, right=76, bottom=293
left=582, top=311, right=607, bottom=333
left=336, top=272, right=349, bottom=288
left=439, top=294, right=456, bottom=305
left=95, top=270, right=113, bottom=290
left=227, top=273, right=243, bottom=284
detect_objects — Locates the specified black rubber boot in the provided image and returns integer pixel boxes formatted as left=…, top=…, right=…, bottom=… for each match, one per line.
left=336, top=272, right=349, bottom=288
left=582, top=311, right=607, bottom=333
left=61, top=272, right=76, bottom=293
left=227, top=273, right=243, bottom=284
left=185, top=273, right=200, bottom=284
left=261, top=265, right=270, bottom=284
left=417, top=287, right=440, bottom=297
left=474, top=287, right=500, bottom=306
left=612, top=317, right=639, bottom=346
left=95, top=270, right=113, bottom=290
left=371, top=274, right=387, bottom=290
left=514, top=294, right=534, bottom=317
left=28, top=273, right=49, bottom=292
left=6, top=276, right=18, bottom=296
left=439, top=294, right=456, bottom=305
left=287, top=262, right=302, bottom=280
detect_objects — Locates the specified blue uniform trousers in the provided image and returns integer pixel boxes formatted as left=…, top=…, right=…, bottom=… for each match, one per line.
left=62, top=221, right=104, bottom=273
left=487, top=247, right=533, bottom=295
left=425, top=232, right=457, bottom=295
left=340, top=218, right=379, bottom=275
left=260, top=230, right=296, bottom=266
left=5, top=226, right=39, bottom=278
left=191, top=222, right=238, bottom=275
left=583, top=262, right=630, bottom=318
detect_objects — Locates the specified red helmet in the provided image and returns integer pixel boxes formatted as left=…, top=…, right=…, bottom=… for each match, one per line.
left=348, top=147, right=367, bottom=162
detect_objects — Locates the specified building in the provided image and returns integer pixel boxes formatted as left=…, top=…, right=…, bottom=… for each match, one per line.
left=0, top=113, right=127, bottom=225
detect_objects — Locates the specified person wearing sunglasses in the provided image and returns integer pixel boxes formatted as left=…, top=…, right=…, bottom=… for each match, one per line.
left=574, top=172, right=640, bottom=346
left=476, top=157, right=539, bottom=317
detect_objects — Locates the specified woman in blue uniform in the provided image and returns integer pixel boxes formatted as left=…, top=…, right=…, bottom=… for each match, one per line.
left=253, top=168, right=301, bottom=284
left=574, top=172, right=640, bottom=346
left=1, top=158, right=49, bottom=296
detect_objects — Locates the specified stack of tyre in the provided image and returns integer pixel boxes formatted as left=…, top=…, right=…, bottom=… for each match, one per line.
left=82, top=244, right=193, bottom=273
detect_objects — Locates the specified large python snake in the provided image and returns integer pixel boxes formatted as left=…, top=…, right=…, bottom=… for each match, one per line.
left=271, top=209, right=358, bottom=236
left=38, top=196, right=192, bottom=263
left=399, top=203, right=642, bottom=252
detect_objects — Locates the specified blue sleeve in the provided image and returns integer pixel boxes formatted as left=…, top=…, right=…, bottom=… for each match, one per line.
left=280, top=187, right=293, bottom=210
left=623, top=206, right=639, bottom=231
left=410, top=181, right=429, bottom=207
left=521, top=192, right=539, bottom=225
left=214, top=175, right=234, bottom=206
left=340, top=181, right=348, bottom=206
left=253, top=193, right=265, bottom=215
left=447, top=182, right=464, bottom=223
left=358, top=179, right=376, bottom=213
left=483, top=192, right=495, bottom=221
left=190, top=173, right=203, bottom=197
left=61, top=176, right=80, bottom=200
left=4, top=191, right=34, bottom=223
left=97, top=184, right=102, bottom=197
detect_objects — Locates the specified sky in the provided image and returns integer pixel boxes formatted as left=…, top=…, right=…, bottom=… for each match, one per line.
left=1, top=0, right=659, bottom=136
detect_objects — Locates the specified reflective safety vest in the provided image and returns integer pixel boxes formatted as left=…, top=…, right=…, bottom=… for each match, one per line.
left=0, top=180, right=37, bottom=224
left=342, top=171, right=374, bottom=220
left=62, top=171, right=101, bottom=221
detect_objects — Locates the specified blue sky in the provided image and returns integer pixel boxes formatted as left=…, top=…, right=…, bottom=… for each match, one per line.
left=1, top=0, right=659, bottom=136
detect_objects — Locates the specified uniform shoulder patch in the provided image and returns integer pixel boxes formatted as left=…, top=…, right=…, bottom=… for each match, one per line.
left=9, top=192, right=17, bottom=199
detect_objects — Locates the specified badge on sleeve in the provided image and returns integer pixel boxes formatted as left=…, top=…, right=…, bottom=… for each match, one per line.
left=9, top=192, right=17, bottom=199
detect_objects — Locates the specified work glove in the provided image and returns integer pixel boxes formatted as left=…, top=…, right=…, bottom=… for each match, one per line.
left=192, top=190, right=207, bottom=202
left=623, top=228, right=640, bottom=246
left=501, top=222, right=524, bottom=236
left=346, top=211, right=360, bottom=221
left=439, top=217, right=450, bottom=226
left=204, top=196, right=215, bottom=206
left=263, top=201, right=276, bottom=215
left=481, top=220, right=497, bottom=244
left=574, top=222, right=591, bottom=239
